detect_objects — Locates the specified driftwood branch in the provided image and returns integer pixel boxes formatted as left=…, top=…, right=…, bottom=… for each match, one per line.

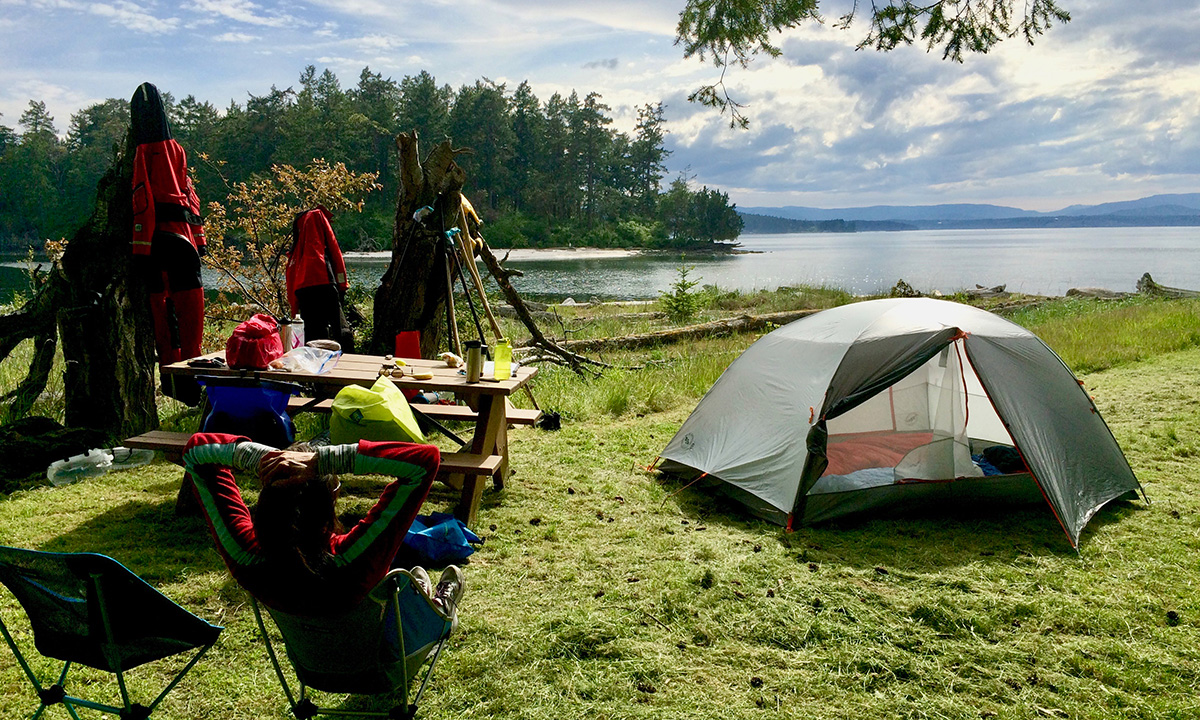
left=475, top=240, right=610, bottom=376
left=520, top=309, right=821, bottom=354
left=0, top=268, right=60, bottom=360
left=0, top=268, right=65, bottom=422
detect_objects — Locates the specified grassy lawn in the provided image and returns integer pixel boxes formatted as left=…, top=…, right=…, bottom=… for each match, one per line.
left=0, top=293, right=1198, bottom=718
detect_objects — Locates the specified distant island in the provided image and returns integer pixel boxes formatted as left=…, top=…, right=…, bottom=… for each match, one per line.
left=740, top=193, right=1200, bottom=233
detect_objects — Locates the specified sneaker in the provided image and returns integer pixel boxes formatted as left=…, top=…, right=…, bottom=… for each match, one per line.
left=409, top=567, right=433, bottom=599
left=434, top=565, right=465, bottom=616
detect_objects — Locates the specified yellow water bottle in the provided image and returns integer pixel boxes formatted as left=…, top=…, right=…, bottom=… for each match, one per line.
left=494, top=339, right=512, bottom=380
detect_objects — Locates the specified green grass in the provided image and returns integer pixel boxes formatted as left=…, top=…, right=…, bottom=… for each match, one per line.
left=2, top=291, right=1200, bottom=718
left=1008, top=295, right=1200, bottom=374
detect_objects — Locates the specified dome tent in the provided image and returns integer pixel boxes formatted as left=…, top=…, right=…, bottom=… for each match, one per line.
left=658, top=298, right=1143, bottom=548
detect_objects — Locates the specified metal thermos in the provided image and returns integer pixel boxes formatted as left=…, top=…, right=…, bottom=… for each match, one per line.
left=465, top=340, right=483, bottom=383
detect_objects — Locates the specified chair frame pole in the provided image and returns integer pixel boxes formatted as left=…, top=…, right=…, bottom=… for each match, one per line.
left=0, top=613, right=45, bottom=694
left=251, top=598, right=302, bottom=713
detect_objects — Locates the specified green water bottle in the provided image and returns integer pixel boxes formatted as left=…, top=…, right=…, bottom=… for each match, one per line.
left=494, top=338, right=512, bottom=380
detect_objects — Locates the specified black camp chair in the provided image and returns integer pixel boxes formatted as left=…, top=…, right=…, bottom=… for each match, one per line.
left=251, top=568, right=455, bottom=720
left=0, top=546, right=223, bottom=719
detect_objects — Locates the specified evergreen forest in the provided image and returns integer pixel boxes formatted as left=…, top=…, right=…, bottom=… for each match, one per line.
left=0, top=66, right=743, bottom=254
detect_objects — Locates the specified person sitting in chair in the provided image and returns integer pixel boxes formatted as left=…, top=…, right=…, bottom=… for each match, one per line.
left=182, top=432, right=464, bottom=617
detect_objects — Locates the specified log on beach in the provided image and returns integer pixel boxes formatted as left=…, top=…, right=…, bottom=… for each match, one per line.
left=1066, top=287, right=1131, bottom=299
left=519, top=309, right=821, bottom=353
left=1137, top=273, right=1200, bottom=298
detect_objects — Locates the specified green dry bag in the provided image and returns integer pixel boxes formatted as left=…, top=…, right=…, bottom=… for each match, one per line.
left=329, top=375, right=426, bottom=444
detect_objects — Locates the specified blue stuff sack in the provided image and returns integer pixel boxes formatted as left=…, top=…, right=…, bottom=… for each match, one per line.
left=198, top=377, right=300, bottom=449
left=401, top=513, right=481, bottom=566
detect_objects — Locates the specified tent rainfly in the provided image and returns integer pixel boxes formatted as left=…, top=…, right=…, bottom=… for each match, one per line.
left=658, top=298, right=1144, bottom=547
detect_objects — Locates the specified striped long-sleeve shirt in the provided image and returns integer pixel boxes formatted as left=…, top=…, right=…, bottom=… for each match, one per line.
left=183, top=432, right=439, bottom=615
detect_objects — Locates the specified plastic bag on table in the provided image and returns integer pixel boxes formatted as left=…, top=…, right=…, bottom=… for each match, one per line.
left=272, top=346, right=341, bottom=374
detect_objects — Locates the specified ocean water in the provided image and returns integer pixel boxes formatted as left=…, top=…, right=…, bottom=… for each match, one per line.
left=2, top=226, right=1196, bottom=304
left=349, top=226, right=1200, bottom=301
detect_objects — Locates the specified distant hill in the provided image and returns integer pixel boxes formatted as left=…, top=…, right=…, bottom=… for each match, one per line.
left=739, top=213, right=914, bottom=233
left=739, top=203, right=1038, bottom=223
left=1050, top=193, right=1200, bottom=216
left=739, top=193, right=1200, bottom=232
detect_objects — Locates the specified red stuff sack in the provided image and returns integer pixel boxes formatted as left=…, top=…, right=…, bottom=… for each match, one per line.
left=226, top=314, right=284, bottom=370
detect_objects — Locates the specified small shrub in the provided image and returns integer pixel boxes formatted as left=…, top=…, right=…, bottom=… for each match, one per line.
left=660, top=261, right=704, bottom=324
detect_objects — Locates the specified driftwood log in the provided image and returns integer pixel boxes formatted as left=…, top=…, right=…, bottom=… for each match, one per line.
left=1066, top=287, right=1130, bottom=299
left=518, top=309, right=821, bottom=354
left=1137, top=272, right=1200, bottom=298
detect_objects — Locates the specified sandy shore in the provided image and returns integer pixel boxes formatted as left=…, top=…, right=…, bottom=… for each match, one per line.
left=344, top=247, right=641, bottom=262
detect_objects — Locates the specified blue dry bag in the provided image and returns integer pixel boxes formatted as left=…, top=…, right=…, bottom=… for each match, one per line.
left=401, top=513, right=481, bottom=566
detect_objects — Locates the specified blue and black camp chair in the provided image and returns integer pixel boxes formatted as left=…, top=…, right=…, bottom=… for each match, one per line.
left=0, top=546, right=222, bottom=719
left=251, top=568, right=455, bottom=720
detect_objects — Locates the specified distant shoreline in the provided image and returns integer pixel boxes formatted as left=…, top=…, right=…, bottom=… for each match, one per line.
left=344, top=246, right=754, bottom=262
left=345, top=247, right=645, bottom=262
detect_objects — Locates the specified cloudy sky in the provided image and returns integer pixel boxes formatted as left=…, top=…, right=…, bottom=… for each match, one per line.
left=1, top=0, right=1197, bottom=212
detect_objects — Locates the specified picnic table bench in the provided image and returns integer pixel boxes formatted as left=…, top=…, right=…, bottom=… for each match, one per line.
left=126, top=352, right=538, bottom=527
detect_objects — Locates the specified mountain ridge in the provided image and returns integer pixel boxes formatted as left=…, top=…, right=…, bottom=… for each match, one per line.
left=739, top=193, right=1200, bottom=231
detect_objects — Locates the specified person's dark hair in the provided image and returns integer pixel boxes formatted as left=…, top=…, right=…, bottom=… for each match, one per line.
left=253, top=443, right=345, bottom=578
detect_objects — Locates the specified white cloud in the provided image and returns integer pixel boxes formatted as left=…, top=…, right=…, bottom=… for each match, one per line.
left=213, top=31, right=259, bottom=43
left=19, top=0, right=181, bottom=33
left=187, top=0, right=298, bottom=28
left=352, top=34, right=407, bottom=52
left=3, top=0, right=1198, bottom=211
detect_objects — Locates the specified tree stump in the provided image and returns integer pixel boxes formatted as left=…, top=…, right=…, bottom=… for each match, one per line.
left=58, top=132, right=159, bottom=437
left=0, top=131, right=158, bottom=439
left=370, top=134, right=467, bottom=357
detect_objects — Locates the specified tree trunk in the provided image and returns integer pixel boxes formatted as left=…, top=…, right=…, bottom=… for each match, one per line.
left=370, top=133, right=467, bottom=358
left=58, top=131, right=158, bottom=438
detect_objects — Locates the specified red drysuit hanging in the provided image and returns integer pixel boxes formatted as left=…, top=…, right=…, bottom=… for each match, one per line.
left=286, top=207, right=353, bottom=350
left=131, top=81, right=206, bottom=403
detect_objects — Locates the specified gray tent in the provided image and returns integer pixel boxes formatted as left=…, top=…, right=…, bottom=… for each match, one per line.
left=659, top=298, right=1142, bottom=547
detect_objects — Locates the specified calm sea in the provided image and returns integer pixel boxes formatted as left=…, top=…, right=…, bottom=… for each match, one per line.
left=350, top=226, right=1200, bottom=301
left=2, top=226, right=1196, bottom=304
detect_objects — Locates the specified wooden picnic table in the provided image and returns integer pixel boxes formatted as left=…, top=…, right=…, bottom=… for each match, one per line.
left=134, top=352, right=538, bottom=527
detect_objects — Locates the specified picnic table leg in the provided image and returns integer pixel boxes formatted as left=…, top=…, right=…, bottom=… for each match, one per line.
left=451, top=394, right=508, bottom=526
left=176, top=473, right=201, bottom=516
left=457, top=475, right=485, bottom=528
left=472, top=395, right=509, bottom=489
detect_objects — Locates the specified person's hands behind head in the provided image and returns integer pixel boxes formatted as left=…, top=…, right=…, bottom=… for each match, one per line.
left=259, top=450, right=318, bottom=489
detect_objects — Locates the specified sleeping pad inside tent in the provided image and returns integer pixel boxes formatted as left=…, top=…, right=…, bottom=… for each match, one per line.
left=657, top=298, right=1144, bottom=547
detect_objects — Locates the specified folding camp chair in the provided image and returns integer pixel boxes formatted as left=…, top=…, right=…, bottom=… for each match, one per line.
left=0, top=546, right=223, bottom=720
left=251, top=568, right=456, bottom=720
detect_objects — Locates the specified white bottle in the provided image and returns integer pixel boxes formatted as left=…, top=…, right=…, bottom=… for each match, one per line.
left=47, top=449, right=114, bottom=487
left=109, top=446, right=155, bottom=471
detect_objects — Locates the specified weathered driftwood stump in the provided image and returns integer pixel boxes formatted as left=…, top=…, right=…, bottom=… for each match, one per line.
left=370, top=134, right=467, bottom=357
left=58, top=137, right=158, bottom=436
left=0, top=131, right=158, bottom=438
left=1137, top=272, right=1200, bottom=298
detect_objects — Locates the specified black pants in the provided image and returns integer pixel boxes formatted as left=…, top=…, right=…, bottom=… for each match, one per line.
left=295, top=284, right=354, bottom=352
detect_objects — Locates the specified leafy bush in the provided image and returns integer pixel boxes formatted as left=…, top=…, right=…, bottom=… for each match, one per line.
left=613, top=219, right=658, bottom=247
left=485, top=212, right=553, bottom=248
